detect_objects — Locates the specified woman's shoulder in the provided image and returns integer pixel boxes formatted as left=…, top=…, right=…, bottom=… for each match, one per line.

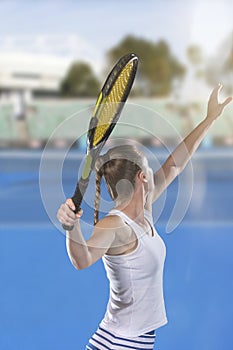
left=96, top=211, right=126, bottom=229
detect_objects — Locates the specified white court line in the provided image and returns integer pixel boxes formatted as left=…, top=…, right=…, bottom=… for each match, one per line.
left=1, top=220, right=233, bottom=230
left=1, top=149, right=233, bottom=160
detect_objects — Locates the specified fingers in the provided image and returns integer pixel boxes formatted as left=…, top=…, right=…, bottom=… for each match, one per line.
left=65, top=198, right=83, bottom=217
left=210, top=83, right=232, bottom=106
left=221, top=96, right=233, bottom=108
left=66, top=198, right=75, bottom=211
left=207, top=84, right=232, bottom=120
left=75, top=209, right=83, bottom=219
left=57, top=206, right=75, bottom=226
left=209, top=83, right=221, bottom=101
left=57, top=199, right=83, bottom=227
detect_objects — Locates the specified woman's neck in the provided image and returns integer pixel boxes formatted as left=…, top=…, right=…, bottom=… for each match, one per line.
left=115, top=188, right=145, bottom=224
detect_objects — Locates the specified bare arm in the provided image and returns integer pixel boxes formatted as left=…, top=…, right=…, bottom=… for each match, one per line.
left=57, top=199, right=116, bottom=270
left=153, top=84, right=232, bottom=202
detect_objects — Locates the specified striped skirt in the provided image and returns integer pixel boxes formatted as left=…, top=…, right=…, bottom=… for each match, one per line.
left=86, top=326, right=156, bottom=350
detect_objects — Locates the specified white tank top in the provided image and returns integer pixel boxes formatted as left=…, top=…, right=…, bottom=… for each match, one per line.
left=99, top=208, right=168, bottom=337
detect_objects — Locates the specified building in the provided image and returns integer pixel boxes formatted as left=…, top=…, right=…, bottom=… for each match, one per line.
left=0, top=52, right=71, bottom=99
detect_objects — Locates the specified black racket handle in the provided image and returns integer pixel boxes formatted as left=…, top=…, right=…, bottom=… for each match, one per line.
left=62, top=223, right=75, bottom=231
left=62, top=177, right=89, bottom=231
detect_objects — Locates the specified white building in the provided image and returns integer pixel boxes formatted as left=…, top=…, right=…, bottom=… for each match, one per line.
left=0, top=52, right=71, bottom=99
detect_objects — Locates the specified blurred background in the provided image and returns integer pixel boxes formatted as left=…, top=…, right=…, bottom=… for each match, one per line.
left=0, top=1, right=233, bottom=349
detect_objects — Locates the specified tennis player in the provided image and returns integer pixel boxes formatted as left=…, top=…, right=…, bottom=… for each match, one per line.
left=57, top=84, right=232, bottom=350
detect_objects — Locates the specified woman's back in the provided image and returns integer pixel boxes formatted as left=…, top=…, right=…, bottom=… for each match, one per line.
left=100, top=209, right=167, bottom=337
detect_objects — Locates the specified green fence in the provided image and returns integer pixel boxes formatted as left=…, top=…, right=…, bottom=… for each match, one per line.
left=1, top=98, right=233, bottom=145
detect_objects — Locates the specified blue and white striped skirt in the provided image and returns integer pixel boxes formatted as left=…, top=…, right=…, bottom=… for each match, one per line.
left=86, top=326, right=156, bottom=350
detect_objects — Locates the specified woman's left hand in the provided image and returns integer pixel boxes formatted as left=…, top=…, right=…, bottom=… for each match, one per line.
left=206, top=84, right=232, bottom=122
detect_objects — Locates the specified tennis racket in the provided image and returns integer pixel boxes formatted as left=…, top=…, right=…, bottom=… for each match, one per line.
left=63, top=53, right=138, bottom=230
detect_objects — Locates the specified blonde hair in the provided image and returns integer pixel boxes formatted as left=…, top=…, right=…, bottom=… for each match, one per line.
left=94, top=145, right=144, bottom=225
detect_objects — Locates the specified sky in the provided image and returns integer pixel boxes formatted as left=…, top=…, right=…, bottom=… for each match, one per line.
left=0, top=0, right=232, bottom=73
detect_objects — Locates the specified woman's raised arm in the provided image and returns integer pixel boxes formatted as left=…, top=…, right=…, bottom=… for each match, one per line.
left=152, top=84, right=232, bottom=202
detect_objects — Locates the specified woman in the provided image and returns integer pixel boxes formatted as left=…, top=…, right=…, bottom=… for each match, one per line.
left=57, top=84, right=231, bottom=350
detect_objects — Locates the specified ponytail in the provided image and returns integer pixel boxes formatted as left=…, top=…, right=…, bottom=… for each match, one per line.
left=94, top=168, right=103, bottom=225
left=94, top=145, right=144, bottom=225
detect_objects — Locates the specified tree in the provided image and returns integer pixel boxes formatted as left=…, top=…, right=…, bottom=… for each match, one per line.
left=107, top=35, right=186, bottom=96
left=187, top=45, right=203, bottom=66
left=222, top=47, right=233, bottom=94
left=60, top=62, right=100, bottom=97
left=186, top=44, right=204, bottom=79
left=205, top=32, right=233, bottom=94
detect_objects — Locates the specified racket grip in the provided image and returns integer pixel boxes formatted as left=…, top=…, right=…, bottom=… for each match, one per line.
left=62, top=223, right=75, bottom=231
left=62, top=177, right=89, bottom=231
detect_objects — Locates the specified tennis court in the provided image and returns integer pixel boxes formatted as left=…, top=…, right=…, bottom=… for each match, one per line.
left=1, top=148, right=233, bottom=350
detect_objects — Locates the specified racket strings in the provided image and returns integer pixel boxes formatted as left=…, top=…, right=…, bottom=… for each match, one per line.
left=93, top=62, right=134, bottom=146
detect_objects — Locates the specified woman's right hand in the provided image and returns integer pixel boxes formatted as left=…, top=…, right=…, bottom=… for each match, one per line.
left=206, top=84, right=232, bottom=122
left=57, top=198, right=83, bottom=228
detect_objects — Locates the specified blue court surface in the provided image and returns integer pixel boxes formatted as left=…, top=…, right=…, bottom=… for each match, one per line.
left=1, top=148, right=233, bottom=350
